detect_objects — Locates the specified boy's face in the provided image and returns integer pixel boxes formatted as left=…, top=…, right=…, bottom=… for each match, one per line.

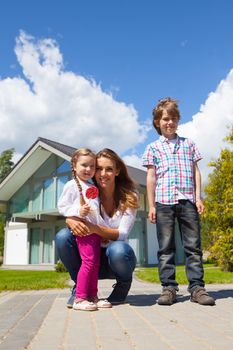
left=156, top=110, right=179, bottom=139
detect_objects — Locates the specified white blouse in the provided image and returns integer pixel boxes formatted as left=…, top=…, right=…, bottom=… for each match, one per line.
left=101, top=207, right=137, bottom=242
left=58, top=179, right=100, bottom=225
left=58, top=179, right=137, bottom=242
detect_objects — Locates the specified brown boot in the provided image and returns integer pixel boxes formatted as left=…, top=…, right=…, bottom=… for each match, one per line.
left=190, top=287, right=215, bottom=306
left=157, top=287, right=177, bottom=305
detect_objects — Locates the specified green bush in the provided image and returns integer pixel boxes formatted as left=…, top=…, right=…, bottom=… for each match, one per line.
left=55, top=260, right=68, bottom=272
left=210, top=228, right=233, bottom=272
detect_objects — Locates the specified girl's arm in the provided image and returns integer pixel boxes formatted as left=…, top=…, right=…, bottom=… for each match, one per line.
left=58, top=181, right=81, bottom=217
left=194, top=162, right=205, bottom=214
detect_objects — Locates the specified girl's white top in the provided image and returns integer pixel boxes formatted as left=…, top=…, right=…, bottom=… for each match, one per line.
left=58, top=179, right=100, bottom=225
left=57, top=179, right=137, bottom=242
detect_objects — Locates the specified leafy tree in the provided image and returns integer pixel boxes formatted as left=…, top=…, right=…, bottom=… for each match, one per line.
left=0, top=148, right=14, bottom=182
left=202, top=126, right=233, bottom=271
left=0, top=148, right=14, bottom=260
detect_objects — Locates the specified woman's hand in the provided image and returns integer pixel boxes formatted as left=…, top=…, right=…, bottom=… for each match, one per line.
left=66, top=217, right=90, bottom=237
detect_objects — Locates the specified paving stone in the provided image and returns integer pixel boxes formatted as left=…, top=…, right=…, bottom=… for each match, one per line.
left=0, top=280, right=232, bottom=350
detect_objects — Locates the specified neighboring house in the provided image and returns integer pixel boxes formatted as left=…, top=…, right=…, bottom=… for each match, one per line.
left=0, top=137, right=184, bottom=269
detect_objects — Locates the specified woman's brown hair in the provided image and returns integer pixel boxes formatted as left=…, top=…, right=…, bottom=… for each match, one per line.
left=95, top=148, right=139, bottom=212
left=152, top=97, right=180, bottom=135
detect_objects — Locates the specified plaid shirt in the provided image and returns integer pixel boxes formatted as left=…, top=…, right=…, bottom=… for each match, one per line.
left=142, top=135, right=202, bottom=204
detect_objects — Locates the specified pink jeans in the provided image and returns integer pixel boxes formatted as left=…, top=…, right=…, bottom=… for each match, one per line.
left=75, top=233, right=101, bottom=299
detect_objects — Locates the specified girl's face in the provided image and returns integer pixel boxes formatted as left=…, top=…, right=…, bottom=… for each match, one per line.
left=74, top=155, right=96, bottom=182
left=95, top=156, right=119, bottom=190
left=157, top=110, right=179, bottom=139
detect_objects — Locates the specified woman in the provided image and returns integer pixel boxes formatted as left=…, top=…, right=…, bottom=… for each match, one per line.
left=55, top=148, right=139, bottom=307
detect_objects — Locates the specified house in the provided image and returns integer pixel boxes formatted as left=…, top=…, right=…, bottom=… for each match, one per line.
left=0, top=137, right=184, bottom=269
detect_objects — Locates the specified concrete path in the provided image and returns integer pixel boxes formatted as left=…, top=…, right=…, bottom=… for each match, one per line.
left=0, top=279, right=232, bottom=350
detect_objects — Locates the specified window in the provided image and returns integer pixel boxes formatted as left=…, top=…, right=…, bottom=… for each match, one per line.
left=56, top=175, right=69, bottom=205
left=9, top=184, right=30, bottom=214
left=29, top=227, right=54, bottom=264
left=10, top=155, right=71, bottom=215
left=42, top=229, right=53, bottom=263
left=57, top=160, right=70, bottom=174
left=29, top=228, right=40, bottom=264
left=32, top=182, right=42, bottom=211
left=43, top=178, right=55, bottom=210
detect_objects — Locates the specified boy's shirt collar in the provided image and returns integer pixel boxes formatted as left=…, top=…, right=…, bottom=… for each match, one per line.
left=159, top=133, right=179, bottom=143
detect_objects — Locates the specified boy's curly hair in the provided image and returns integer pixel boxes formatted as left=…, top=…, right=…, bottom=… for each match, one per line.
left=152, top=97, right=180, bottom=135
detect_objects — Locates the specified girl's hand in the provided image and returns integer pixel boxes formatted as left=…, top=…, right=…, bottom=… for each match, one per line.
left=66, top=217, right=90, bottom=236
left=79, top=204, right=91, bottom=217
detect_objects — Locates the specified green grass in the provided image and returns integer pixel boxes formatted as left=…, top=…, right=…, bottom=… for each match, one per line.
left=0, top=270, right=70, bottom=291
left=135, top=264, right=233, bottom=284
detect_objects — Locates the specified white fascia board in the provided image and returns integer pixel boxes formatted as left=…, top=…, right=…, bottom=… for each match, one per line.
left=0, top=140, right=70, bottom=201
left=39, top=142, right=71, bottom=161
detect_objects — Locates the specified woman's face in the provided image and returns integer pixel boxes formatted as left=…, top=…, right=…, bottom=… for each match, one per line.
left=95, top=156, right=119, bottom=190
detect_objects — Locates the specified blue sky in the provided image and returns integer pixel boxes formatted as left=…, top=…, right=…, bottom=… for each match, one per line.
left=0, top=0, right=233, bottom=181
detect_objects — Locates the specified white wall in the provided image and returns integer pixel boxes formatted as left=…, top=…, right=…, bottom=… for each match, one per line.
left=4, top=222, right=28, bottom=265
left=146, top=219, right=159, bottom=264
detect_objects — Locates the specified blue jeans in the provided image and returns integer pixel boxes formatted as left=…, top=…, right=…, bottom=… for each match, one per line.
left=55, top=228, right=136, bottom=284
left=156, top=200, right=204, bottom=292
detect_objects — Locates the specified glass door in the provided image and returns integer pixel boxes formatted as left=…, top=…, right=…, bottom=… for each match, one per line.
left=42, top=228, right=53, bottom=263
left=29, top=228, right=40, bottom=264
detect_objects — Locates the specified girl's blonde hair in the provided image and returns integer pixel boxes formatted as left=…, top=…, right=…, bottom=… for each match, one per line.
left=95, top=148, right=139, bottom=212
left=152, top=97, right=180, bottom=135
left=71, top=148, right=96, bottom=205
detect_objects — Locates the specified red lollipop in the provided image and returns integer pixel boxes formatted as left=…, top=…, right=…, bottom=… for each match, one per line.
left=86, top=186, right=99, bottom=200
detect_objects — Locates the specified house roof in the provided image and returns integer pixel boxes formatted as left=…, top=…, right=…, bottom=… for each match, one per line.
left=37, top=137, right=76, bottom=157
left=0, top=137, right=146, bottom=201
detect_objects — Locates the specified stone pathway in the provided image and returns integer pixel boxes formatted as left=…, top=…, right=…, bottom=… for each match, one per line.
left=0, top=279, right=232, bottom=349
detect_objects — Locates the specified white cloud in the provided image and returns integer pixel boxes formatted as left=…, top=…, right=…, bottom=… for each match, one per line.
left=178, top=69, right=233, bottom=183
left=0, top=31, right=148, bottom=156
left=124, top=69, right=233, bottom=184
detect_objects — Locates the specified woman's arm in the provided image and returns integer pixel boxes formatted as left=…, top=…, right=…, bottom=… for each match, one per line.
left=67, top=207, right=137, bottom=241
left=66, top=216, right=119, bottom=239
left=66, top=217, right=90, bottom=236
left=87, top=207, right=137, bottom=241
left=87, top=222, right=119, bottom=240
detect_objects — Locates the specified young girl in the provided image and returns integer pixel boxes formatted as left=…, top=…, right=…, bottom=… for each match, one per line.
left=58, top=148, right=112, bottom=311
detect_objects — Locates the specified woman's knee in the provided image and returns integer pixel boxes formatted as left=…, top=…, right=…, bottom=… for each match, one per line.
left=107, top=241, right=136, bottom=262
left=55, top=227, right=73, bottom=248
left=106, top=241, right=136, bottom=279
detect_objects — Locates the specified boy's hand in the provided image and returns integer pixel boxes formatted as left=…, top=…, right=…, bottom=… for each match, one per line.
left=196, top=199, right=204, bottom=215
left=79, top=204, right=91, bottom=217
left=148, top=207, right=156, bottom=223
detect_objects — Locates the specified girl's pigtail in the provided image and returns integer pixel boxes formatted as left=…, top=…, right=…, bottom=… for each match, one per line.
left=71, top=163, right=86, bottom=206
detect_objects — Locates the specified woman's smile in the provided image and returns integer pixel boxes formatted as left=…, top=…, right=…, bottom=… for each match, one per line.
left=95, top=156, right=119, bottom=189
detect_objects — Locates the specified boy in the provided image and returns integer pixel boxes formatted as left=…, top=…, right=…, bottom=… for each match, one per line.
left=142, top=97, right=215, bottom=306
